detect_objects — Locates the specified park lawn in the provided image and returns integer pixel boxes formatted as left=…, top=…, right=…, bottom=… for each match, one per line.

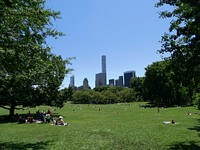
left=0, top=102, right=200, bottom=150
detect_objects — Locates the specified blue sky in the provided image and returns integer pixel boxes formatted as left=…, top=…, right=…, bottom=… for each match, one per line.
left=45, top=0, right=171, bottom=88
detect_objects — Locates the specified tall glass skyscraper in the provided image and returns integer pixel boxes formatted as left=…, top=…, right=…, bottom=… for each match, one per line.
left=95, top=73, right=106, bottom=87
left=124, top=71, right=136, bottom=87
left=118, top=76, right=123, bottom=86
left=102, top=55, right=106, bottom=74
left=95, top=55, right=107, bottom=87
left=69, top=75, right=75, bottom=87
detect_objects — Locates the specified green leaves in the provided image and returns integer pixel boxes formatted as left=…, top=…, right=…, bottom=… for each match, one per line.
left=156, top=0, right=200, bottom=83
left=0, top=0, right=72, bottom=116
left=72, top=87, right=138, bottom=104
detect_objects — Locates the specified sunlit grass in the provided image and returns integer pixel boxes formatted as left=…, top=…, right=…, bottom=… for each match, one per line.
left=0, top=102, right=200, bottom=149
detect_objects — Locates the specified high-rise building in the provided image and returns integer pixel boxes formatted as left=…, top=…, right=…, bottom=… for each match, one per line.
left=102, top=55, right=106, bottom=74
left=83, top=78, right=89, bottom=89
left=115, top=76, right=123, bottom=87
left=95, top=55, right=107, bottom=87
left=109, top=79, right=114, bottom=86
left=124, top=71, right=136, bottom=87
left=69, top=75, right=75, bottom=87
left=118, top=76, right=123, bottom=86
left=115, top=79, right=120, bottom=86
left=95, top=73, right=106, bottom=87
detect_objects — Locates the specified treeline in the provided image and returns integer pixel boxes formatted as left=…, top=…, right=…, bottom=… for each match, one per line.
left=71, top=86, right=139, bottom=104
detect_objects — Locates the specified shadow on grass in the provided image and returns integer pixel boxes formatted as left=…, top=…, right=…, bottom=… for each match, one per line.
left=188, top=119, right=200, bottom=136
left=0, top=115, right=15, bottom=124
left=169, top=141, right=200, bottom=150
left=0, top=140, right=53, bottom=150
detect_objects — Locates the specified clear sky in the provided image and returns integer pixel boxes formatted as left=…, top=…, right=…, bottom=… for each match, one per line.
left=45, top=0, right=171, bottom=89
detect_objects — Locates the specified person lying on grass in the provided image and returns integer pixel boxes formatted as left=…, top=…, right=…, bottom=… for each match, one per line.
left=163, top=120, right=177, bottom=124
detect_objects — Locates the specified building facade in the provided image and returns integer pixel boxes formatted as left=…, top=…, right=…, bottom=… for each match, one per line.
left=95, top=55, right=107, bottom=87
left=102, top=55, right=106, bottom=74
left=118, top=76, right=123, bottom=87
left=83, top=78, right=89, bottom=89
left=109, top=79, right=115, bottom=86
left=113, top=76, right=124, bottom=87
left=95, top=73, right=106, bottom=87
left=124, top=71, right=136, bottom=87
left=115, top=79, right=120, bottom=86
left=69, top=75, right=75, bottom=87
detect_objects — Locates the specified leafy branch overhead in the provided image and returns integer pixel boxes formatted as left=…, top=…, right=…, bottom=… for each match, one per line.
left=156, top=0, right=200, bottom=81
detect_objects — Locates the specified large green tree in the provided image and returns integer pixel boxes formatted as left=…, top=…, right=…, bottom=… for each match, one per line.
left=130, top=77, right=145, bottom=101
left=144, top=60, right=194, bottom=106
left=156, top=0, right=200, bottom=107
left=156, top=0, right=200, bottom=84
left=144, top=61, right=175, bottom=106
left=0, top=0, right=71, bottom=118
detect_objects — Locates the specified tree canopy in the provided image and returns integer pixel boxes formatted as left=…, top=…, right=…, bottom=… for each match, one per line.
left=0, top=0, right=71, bottom=118
left=72, top=87, right=137, bottom=104
left=156, top=0, right=200, bottom=83
left=155, top=0, right=200, bottom=108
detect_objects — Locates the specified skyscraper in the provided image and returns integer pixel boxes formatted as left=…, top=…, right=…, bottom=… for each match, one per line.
left=95, top=55, right=107, bottom=87
left=83, top=78, right=89, bottom=89
left=95, top=73, right=106, bottom=87
left=102, top=55, right=106, bottom=74
left=118, top=76, right=123, bottom=86
left=69, top=75, right=75, bottom=87
left=115, top=76, right=123, bottom=87
left=109, top=79, right=114, bottom=86
left=124, top=71, right=136, bottom=87
left=115, top=79, right=120, bottom=86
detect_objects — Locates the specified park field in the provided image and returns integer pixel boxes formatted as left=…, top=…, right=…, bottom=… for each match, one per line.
left=0, top=102, right=200, bottom=150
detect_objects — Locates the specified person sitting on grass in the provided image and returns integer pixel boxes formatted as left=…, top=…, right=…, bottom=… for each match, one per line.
left=187, top=111, right=192, bottom=116
left=47, top=108, right=53, bottom=121
left=27, top=116, right=34, bottom=123
left=45, top=113, right=51, bottom=123
left=18, top=116, right=26, bottom=124
left=53, top=116, right=68, bottom=126
left=54, top=116, right=64, bottom=125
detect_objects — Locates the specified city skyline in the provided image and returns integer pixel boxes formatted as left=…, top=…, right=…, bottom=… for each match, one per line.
left=45, top=0, right=171, bottom=89
left=70, top=55, right=136, bottom=89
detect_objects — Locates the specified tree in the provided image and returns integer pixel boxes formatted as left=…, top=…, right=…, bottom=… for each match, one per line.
left=0, top=0, right=71, bottom=118
left=130, top=77, right=145, bottom=101
left=118, top=88, right=136, bottom=103
left=101, top=90, right=118, bottom=104
left=144, top=61, right=175, bottom=106
left=156, top=0, right=200, bottom=86
left=156, top=0, right=200, bottom=107
left=72, top=90, right=93, bottom=104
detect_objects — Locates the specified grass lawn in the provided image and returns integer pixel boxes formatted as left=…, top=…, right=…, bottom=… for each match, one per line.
left=0, top=102, right=200, bottom=150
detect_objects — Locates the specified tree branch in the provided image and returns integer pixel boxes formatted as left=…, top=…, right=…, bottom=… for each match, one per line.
left=0, top=105, right=25, bottom=110
left=0, top=105, right=10, bottom=110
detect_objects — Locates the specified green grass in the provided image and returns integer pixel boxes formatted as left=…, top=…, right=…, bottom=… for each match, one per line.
left=0, top=102, right=200, bottom=150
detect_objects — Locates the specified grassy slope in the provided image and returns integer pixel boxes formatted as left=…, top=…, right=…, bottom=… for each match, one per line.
left=0, top=102, right=200, bottom=150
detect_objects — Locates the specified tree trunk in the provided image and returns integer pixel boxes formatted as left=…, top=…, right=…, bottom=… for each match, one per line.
left=9, top=104, right=15, bottom=120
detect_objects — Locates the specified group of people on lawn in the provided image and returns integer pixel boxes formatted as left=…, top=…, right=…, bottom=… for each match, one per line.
left=17, top=108, right=67, bottom=126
